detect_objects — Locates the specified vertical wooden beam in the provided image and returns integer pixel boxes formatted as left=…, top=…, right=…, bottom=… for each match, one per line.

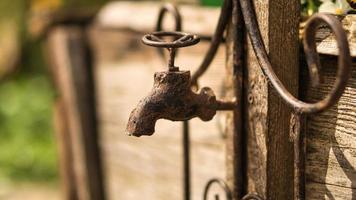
left=47, top=26, right=106, bottom=200
left=53, top=100, right=78, bottom=200
left=243, top=0, right=300, bottom=199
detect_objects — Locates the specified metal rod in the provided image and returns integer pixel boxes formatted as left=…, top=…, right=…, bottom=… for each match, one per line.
left=168, top=48, right=177, bottom=70
left=291, top=113, right=306, bottom=200
left=214, top=100, right=238, bottom=111
left=156, top=3, right=182, bottom=60
left=183, top=120, right=191, bottom=200
left=230, top=0, right=246, bottom=198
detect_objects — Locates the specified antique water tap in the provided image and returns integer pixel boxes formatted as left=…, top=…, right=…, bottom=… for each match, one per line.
left=126, top=31, right=236, bottom=137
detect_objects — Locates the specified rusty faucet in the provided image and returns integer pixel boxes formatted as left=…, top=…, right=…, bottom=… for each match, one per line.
left=126, top=31, right=236, bottom=137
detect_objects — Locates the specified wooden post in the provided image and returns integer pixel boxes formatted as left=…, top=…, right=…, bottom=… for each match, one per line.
left=47, top=26, right=106, bottom=200
left=53, top=100, right=78, bottom=200
left=239, top=0, right=300, bottom=199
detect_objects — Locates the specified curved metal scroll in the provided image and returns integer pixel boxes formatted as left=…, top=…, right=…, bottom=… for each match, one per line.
left=239, top=0, right=352, bottom=114
left=203, top=178, right=233, bottom=200
left=156, top=3, right=182, bottom=32
left=241, top=193, right=264, bottom=200
left=203, top=178, right=264, bottom=200
left=155, top=4, right=183, bottom=62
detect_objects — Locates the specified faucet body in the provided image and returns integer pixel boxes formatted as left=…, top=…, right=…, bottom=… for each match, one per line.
left=127, top=31, right=236, bottom=137
left=127, top=70, right=218, bottom=137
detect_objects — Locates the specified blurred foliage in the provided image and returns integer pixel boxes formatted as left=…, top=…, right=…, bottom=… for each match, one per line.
left=0, top=0, right=54, bottom=181
left=0, top=0, right=108, bottom=183
left=302, top=0, right=355, bottom=16
left=301, top=0, right=322, bottom=16
left=31, top=0, right=108, bottom=11
left=200, top=0, right=223, bottom=7
left=0, top=73, right=56, bottom=182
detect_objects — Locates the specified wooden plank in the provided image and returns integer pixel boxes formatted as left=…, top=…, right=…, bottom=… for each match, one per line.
left=47, top=26, right=105, bottom=200
left=244, top=0, right=300, bottom=199
left=302, top=57, right=356, bottom=199
left=306, top=181, right=356, bottom=199
left=314, top=15, right=356, bottom=57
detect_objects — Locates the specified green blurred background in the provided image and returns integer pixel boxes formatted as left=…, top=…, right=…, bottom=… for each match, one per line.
left=0, top=0, right=334, bottom=198
left=0, top=0, right=115, bottom=184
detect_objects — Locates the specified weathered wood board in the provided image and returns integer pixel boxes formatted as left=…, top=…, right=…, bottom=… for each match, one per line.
left=315, top=15, right=356, bottom=57
left=243, top=0, right=300, bottom=199
left=301, top=15, right=356, bottom=200
left=303, top=57, right=356, bottom=200
left=90, top=3, right=227, bottom=200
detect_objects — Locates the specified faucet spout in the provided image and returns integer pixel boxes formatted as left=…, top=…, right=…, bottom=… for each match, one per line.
left=126, top=70, right=218, bottom=137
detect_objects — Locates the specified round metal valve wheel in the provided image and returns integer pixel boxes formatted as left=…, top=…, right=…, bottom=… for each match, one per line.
left=142, top=31, right=200, bottom=48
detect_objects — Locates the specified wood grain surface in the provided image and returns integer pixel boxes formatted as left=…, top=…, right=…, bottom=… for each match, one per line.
left=244, top=0, right=300, bottom=199
left=315, top=15, right=356, bottom=57
left=302, top=57, right=356, bottom=200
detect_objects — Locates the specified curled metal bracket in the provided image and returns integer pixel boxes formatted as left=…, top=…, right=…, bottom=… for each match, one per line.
left=156, top=3, right=182, bottom=32
left=239, top=0, right=352, bottom=114
left=203, top=178, right=264, bottom=200
left=155, top=4, right=183, bottom=62
left=203, top=178, right=233, bottom=200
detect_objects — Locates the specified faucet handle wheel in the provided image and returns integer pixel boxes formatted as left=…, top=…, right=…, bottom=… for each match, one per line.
left=142, top=31, right=200, bottom=72
left=142, top=31, right=200, bottom=49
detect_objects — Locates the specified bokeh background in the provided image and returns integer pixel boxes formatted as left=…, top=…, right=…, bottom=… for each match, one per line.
left=0, top=0, right=352, bottom=199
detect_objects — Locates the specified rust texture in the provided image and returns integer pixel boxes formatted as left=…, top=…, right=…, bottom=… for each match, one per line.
left=126, top=70, right=228, bottom=137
